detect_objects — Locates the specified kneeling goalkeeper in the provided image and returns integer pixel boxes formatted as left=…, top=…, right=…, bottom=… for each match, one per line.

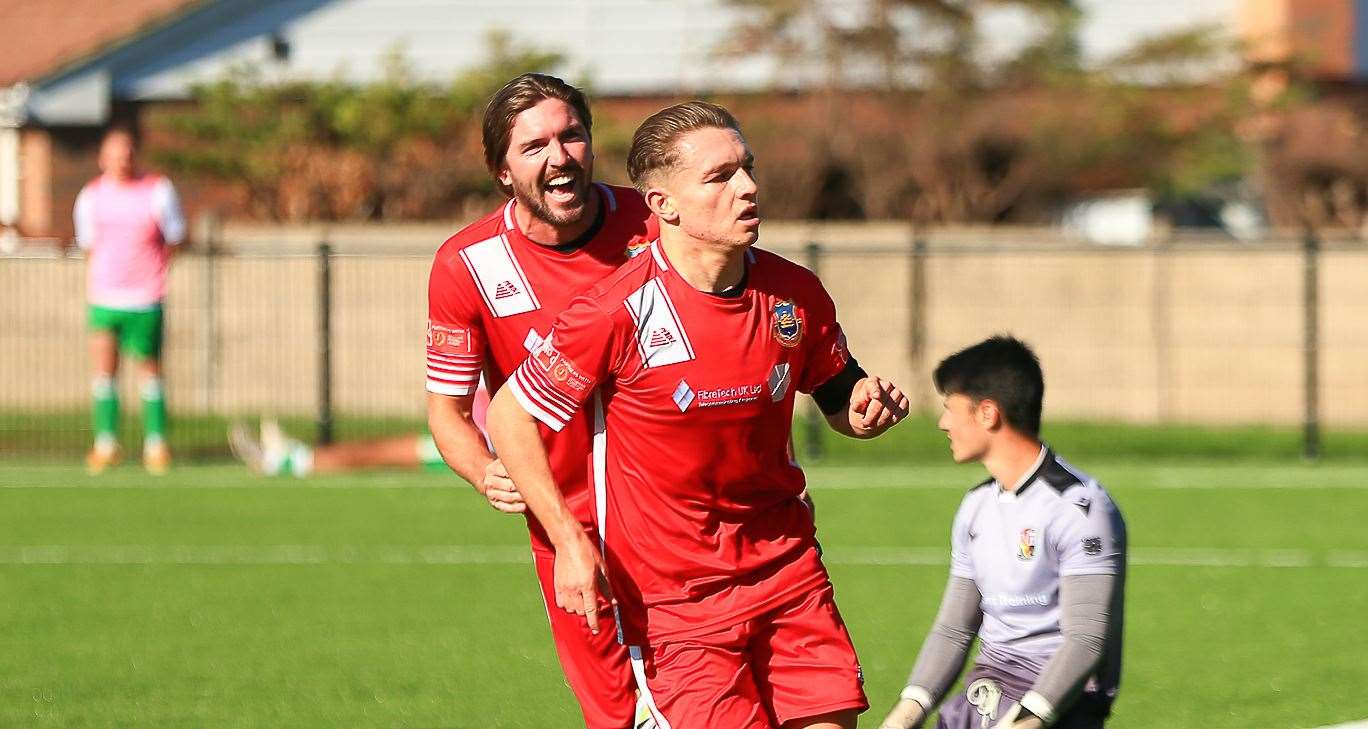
left=881, top=336, right=1127, bottom=729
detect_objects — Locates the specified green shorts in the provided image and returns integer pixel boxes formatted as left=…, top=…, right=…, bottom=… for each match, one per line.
left=88, top=304, right=164, bottom=358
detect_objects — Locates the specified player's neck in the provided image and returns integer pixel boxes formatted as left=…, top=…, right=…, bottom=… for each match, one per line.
left=984, top=434, right=1045, bottom=493
left=515, top=185, right=601, bottom=246
left=102, top=169, right=138, bottom=184
left=659, top=231, right=746, bottom=294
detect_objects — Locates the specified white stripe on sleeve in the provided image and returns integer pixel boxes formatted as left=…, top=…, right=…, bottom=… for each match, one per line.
left=426, top=379, right=475, bottom=396
left=515, top=365, right=578, bottom=421
left=506, top=370, right=568, bottom=432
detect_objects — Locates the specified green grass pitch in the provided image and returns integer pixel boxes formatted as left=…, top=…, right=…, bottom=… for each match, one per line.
left=3, top=455, right=1367, bottom=727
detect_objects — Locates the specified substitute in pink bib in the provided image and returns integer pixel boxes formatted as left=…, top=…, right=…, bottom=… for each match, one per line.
left=74, top=127, right=185, bottom=475
left=75, top=171, right=184, bottom=309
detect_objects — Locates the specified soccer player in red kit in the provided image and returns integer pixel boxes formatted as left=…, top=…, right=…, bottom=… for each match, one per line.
left=425, top=74, right=657, bottom=728
left=487, top=102, right=911, bottom=728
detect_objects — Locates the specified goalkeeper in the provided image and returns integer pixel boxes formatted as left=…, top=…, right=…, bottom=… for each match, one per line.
left=880, top=336, right=1126, bottom=729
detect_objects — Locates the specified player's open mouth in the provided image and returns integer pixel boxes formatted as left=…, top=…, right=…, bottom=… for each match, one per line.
left=543, top=174, right=581, bottom=204
left=738, top=207, right=760, bottom=225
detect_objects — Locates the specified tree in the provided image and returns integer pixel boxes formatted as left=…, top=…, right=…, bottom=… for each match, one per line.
left=150, top=32, right=564, bottom=221
left=721, top=0, right=1260, bottom=225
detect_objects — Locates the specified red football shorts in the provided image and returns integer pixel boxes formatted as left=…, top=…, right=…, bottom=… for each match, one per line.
left=630, top=584, right=867, bottom=728
left=533, top=549, right=638, bottom=729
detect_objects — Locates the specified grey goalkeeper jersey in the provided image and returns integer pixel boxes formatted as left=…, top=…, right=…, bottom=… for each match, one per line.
left=951, top=446, right=1126, bottom=697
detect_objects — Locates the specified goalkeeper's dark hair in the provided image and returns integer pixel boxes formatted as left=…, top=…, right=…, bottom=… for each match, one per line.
left=933, top=335, right=1044, bottom=437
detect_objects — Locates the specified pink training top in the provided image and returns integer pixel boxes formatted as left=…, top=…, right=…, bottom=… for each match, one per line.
left=74, top=173, right=186, bottom=310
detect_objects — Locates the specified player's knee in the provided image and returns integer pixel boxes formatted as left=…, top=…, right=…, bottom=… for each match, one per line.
left=140, top=377, right=164, bottom=400
left=91, top=375, right=115, bottom=398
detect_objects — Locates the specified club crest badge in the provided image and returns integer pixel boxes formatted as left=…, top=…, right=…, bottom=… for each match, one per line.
left=771, top=300, right=803, bottom=348
left=1017, top=528, right=1038, bottom=561
left=625, top=240, right=652, bottom=259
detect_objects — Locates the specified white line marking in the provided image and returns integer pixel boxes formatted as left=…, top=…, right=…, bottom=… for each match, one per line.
left=0, top=477, right=455, bottom=489
left=1308, top=722, right=1368, bottom=729
left=0, top=545, right=531, bottom=565
left=13, top=479, right=1365, bottom=491
left=3, top=465, right=1368, bottom=490
left=2, top=545, right=1365, bottom=568
left=826, top=547, right=1364, bottom=569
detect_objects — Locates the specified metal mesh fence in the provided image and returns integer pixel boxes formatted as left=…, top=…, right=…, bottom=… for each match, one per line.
left=2, top=234, right=1365, bottom=461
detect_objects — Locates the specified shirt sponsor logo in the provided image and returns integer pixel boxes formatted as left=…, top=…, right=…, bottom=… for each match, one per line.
left=1017, top=528, right=1038, bottom=561
left=673, top=379, right=696, bottom=412
left=670, top=378, right=768, bottom=410
left=982, top=592, right=1050, bottom=608
left=768, top=363, right=791, bottom=402
left=427, top=322, right=473, bottom=355
left=695, top=383, right=764, bottom=407
left=772, top=299, right=803, bottom=348
left=531, top=337, right=591, bottom=392
left=1082, top=536, right=1103, bottom=556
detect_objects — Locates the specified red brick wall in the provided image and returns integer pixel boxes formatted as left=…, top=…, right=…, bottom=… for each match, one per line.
left=1290, top=0, right=1356, bottom=78
left=45, top=126, right=105, bottom=241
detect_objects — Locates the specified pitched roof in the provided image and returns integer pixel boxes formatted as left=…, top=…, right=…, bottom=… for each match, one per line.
left=0, top=0, right=206, bottom=86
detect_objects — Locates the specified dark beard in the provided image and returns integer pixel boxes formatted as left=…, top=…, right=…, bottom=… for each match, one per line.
left=511, top=172, right=591, bottom=227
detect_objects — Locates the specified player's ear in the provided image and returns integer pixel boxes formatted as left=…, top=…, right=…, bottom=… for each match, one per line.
left=977, top=399, right=1001, bottom=431
left=644, top=185, right=678, bottom=224
left=497, top=165, right=513, bottom=190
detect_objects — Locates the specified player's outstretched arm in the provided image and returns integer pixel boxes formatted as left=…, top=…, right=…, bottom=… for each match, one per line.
left=827, top=375, right=910, bottom=439
left=882, top=575, right=984, bottom=729
left=993, top=573, right=1119, bottom=729
left=426, top=392, right=520, bottom=510
left=486, top=385, right=613, bottom=634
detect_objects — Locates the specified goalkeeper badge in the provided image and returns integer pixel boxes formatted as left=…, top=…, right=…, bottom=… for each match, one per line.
left=1017, top=528, right=1038, bottom=561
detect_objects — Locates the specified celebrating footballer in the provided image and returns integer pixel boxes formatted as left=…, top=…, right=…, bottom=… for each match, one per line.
left=488, top=101, right=911, bottom=728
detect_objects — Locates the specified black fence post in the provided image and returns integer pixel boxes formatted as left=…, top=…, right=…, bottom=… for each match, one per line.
left=804, top=241, right=824, bottom=461
left=317, top=240, right=334, bottom=446
left=1302, top=228, right=1321, bottom=461
left=908, top=234, right=927, bottom=413
left=200, top=213, right=220, bottom=415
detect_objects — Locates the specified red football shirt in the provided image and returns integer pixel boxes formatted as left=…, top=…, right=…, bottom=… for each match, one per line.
left=426, top=183, right=657, bottom=552
left=506, top=241, right=855, bottom=644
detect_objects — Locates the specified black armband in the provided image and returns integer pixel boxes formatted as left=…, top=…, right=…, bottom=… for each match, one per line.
left=811, top=359, right=867, bottom=416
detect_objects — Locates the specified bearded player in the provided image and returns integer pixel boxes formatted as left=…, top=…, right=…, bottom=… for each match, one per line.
left=425, top=74, right=657, bottom=728
left=487, top=101, right=910, bottom=728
